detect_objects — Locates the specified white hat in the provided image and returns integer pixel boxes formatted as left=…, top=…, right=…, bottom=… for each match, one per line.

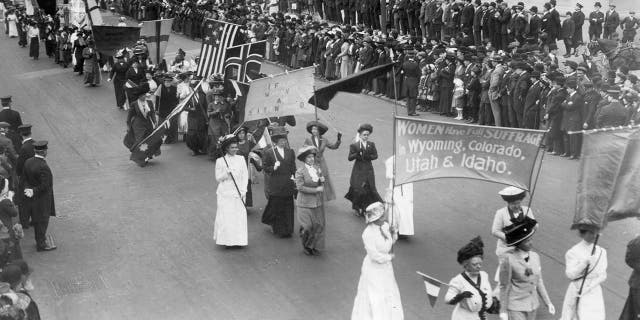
left=365, top=202, right=385, bottom=223
left=498, top=186, right=525, bottom=196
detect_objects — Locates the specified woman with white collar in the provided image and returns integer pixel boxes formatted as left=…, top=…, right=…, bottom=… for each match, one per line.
left=294, top=146, right=325, bottom=256
left=351, top=202, right=403, bottom=320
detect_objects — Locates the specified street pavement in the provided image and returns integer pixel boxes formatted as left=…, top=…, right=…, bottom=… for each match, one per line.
left=0, top=21, right=638, bottom=320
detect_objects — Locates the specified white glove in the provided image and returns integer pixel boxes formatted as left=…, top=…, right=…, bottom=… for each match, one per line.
left=499, top=312, right=508, bottom=320
left=548, top=303, right=556, bottom=315
left=24, top=189, right=34, bottom=198
left=274, top=160, right=281, bottom=170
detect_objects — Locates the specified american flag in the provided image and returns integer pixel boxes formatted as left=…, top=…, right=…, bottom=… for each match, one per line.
left=224, top=40, right=267, bottom=82
left=196, top=19, right=242, bottom=79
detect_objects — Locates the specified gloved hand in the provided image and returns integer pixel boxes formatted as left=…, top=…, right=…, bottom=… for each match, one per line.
left=548, top=303, right=556, bottom=315
left=274, top=160, right=281, bottom=170
left=448, top=291, right=473, bottom=305
left=499, top=312, right=508, bottom=320
left=337, top=132, right=342, bottom=141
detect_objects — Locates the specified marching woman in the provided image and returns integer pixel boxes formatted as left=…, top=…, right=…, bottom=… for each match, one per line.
left=235, top=126, right=261, bottom=208
left=294, top=146, right=325, bottom=256
left=261, top=125, right=297, bottom=238
left=303, top=120, right=341, bottom=201
left=82, top=37, right=102, bottom=87
left=6, top=9, right=18, bottom=38
left=351, top=202, right=403, bottom=320
left=491, top=186, right=535, bottom=258
left=445, top=237, right=497, bottom=320
left=28, top=21, right=40, bottom=60
left=558, top=225, right=607, bottom=320
left=345, top=124, right=382, bottom=217
left=498, top=217, right=555, bottom=320
left=125, top=83, right=159, bottom=167
left=213, top=135, right=248, bottom=248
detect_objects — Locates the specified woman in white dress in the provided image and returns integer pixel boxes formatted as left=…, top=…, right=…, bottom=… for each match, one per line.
left=351, top=202, right=403, bottom=320
left=213, top=135, right=248, bottom=247
left=6, top=10, right=18, bottom=38
left=559, top=225, right=607, bottom=320
left=445, top=237, right=496, bottom=320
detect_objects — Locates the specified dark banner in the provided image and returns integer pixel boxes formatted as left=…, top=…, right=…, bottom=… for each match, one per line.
left=92, top=26, right=141, bottom=56
left=394, top=117, right=545, bottom=190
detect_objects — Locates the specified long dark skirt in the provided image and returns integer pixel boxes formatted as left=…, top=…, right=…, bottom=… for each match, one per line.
left=438, top=86, right=453, bottom=114
left=186, top=130, right=207, bottom=154
left=261, top=196, right=294, bottom=237
left=619, top=287, right=640, bottom=320
left=245, top=179, right=253, bottom=207
left=345, top=182, right=382, bottom=212
left=29, top=37, right=39, bottom=58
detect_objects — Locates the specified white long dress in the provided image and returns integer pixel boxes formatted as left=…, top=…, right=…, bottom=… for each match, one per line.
left=6, top=13, right=18, bottom=37
left=384, top=156, right=414, bottom=236
left=559, top=240, right=607, bottom=320
left=445, top=271, right=494, bottom=320
left=351, top=222, right=404, bottom=320
left=213, top=154, right=248, bottom=246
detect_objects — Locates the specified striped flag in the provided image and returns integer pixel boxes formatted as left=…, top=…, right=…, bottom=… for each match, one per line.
left=255, top=126, right=272, bottom=149
left=417, top=272, right=446, bottom=307
left=224, top=41, right=267, bottom=82
left=141, top=19, right=173, bottom=65
left=196, top=19, right=242, bottom=79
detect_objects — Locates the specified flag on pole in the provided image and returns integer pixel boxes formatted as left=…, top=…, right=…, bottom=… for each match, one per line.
left=141, top=19, right=173, bottom=66
left=84, top=0, right=103, bottom=25
left=92, top=26, right=141, bottom=57
left=224, top=41, right=267, bottom=82
left=417, top=272, right=446, bottom=307
left=196, top=19, right=242, bottom=79
left=256, top=126, right=272, bottom=149
left=574, top=127, right=640, bottom=230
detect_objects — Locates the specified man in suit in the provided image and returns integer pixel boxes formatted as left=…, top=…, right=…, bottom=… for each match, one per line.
left=0, top=122, right=17, bottom=167
left=571, top=3, right=585, bottom=56
left=401, top=46, right=421, bottom=116
left=549, top=0, right=562, bottom=42
left=261, top=126, right=296, bottom=238
left=588, top=2, right=605, bottom=40
left=561, top=11, right=576, bottom=57
left=15, top=124, right=34, bottom=228
left=560, top=78, right=584, bottom=159
left=544, top=76, right=568, bottom=155
left=511, top=62, right=531, bottom=128
left=541, top=3, right=559, bottom=51
left=107, top=52, right=130, bottom=109
left=0, top=96, right=23, bottom=151
left=620, top=11, right=639, bottom=43
left=460, top=0, right=475, bottom=36
left=604, top=3, right=619, bottom=39
left=22, top=140, right=57, bottom=251
left=528, top=6, right=542, bottom=41
left=473, top=1, right=484, bottom=46
left=522, top=71, right=546, bottom=129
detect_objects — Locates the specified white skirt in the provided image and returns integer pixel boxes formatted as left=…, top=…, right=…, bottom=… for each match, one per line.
left=213, top=193, right=247, bottom=246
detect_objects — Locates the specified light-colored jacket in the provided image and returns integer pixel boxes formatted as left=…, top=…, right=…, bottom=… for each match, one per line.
left=295, top=165, right=323, bottom=208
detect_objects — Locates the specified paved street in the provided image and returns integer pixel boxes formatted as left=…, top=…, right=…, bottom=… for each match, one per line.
left=0, top=24, right=637, bottom=320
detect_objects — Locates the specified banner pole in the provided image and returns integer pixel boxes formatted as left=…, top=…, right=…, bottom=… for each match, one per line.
left=313, top=86, right=319, bottom=122
left=221, top=155, right=247, bottom=209
left=265, top=118, right=278, bottom=159
left=392, top=66, right=399, bottom=116
left=574, top=233, right=600, bottom=320
left=524, top=132, right=547, bottom=216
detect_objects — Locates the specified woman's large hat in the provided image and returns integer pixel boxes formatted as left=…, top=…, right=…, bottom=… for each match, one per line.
left=504, top=216, right=538, bottom=246
left=365, top=202, right=385, bottom=223
left=457, top=236, right=484, bottom=264
left=269, top=125, right=289, bottom=140
left=306, top=120, right=328, bottom=135
left=296, top=146, right=317, bottom=162
left=498, top=186, right=526, bottom=202
left=219, top=134, right=239, bottom=151
left=357, top=123, right=373, bottom=134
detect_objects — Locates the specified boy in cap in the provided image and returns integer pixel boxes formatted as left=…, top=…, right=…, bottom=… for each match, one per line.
left=588, top=2, right=604, bottom=40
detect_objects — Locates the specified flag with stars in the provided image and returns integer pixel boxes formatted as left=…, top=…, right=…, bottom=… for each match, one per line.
left=224, top=40, right=267, bottom=82
left=196, top=19, right=242, bottom=79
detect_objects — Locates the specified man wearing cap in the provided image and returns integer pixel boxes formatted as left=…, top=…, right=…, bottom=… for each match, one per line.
left=588, top=2, right=604, bottom=40
left=401, top=45, right=421, bottom=116
left=0, top=96, right=23, bottom=151
left=603, top=4, right=619, bottom=40
left=571, top=3, right=585, bottom=56
left=560, top=78, right=584, bottom=159
left=620, top=11, right=639, bottom=43
left=107, top=53, right=130, bottom=109
left=15, top=124, right=34, bottom=228
left=22, top=141, right=56, bottom=252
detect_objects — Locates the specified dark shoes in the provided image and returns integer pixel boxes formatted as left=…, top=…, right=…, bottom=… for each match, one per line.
left=37, top=244, right=57, bottom=252
left=408, top=113, right=419, bottom=116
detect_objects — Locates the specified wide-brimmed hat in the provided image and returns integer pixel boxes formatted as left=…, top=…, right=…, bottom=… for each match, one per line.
left=357, top=123, right=373, bottom=134
left=296, top=145, right=317, bottom=162
left=219, top=134, right=239, bottom=151
left=269, top=125, right=289, bottom=140
left=457, top=236, right=484, bottom=264
left=498, top=186, right=526, bottom=202
left=505, top=216, right=537, bottom=246
left=306, top=120, right=328, bottom=135
left=365, top=202, right=385, bottom=223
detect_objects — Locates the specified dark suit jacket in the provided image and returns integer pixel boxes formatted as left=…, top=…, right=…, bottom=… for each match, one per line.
left=473, top=7, right=483, bottom=30
left=512, top=72, right=531, bottom=110
left=551, top=8, right=562, bottom=38
left=109, top=61, right=130, bottom=82
left=0, top=135, right=17, bottom=166
left=561, top=18, right=575, bottom=40
left=348, top=141, right=378, bottom=188
left=561, top=92, right=585, bottom=131
left=605, top=10, right=619, bottom=29
left=16, top=138, right=34, bottom=178
left=528, top=15, right=541, bottom=36
left=125, top=67, right=145, bottom=85
left=0, top=109, right=23, bottom=150
left=22, top=156, right=56, bottom=221
left=263, top=147, right=296, bottom=197
left=522, top=80, right=545, bottom=129
left=461, top=4, right=475, bottom=29
left=626, top=235, right=640, bottom=288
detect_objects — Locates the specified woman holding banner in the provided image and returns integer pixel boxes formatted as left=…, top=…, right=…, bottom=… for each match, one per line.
left=345, top=124, right=382, bottom=217
left=303, top=121, right=341, bottom=202
left=213, top=135, right=248, bottom=247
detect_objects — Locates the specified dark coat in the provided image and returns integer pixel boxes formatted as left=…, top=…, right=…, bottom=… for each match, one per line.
left=551, top=8, right=562, bottom=39
left=473, top=7, right=484, bottom=30
left=572, top=10, right=585, bottom=43
left=561, top=92, right=585, bottom=131
left=16, top=138, right=34, bottom=179
left=528, top=15, right=542, bottom=36
left=522, top=80, right=545, bottom=129
left=0, top=135, right=17, bottom=166
left=547, top=88, right=568, bottom=136
left=348, top=141, right=378, bottom=192
left=604, top=10, right=620, bottom=31
left=561, top=18, right=575, bottom=40
left=595, top=101, right=628, bottom=128
left=512, top=71, right=531, bottom=112
left=541, top=12, right=559, bottom=41
left=461, top=3, right=475, bottom=30
left=0, top=108, right=23, bottom=150
left=263, top=147, right=296, bottom=197
left=21, top=156, right=55, bottom=222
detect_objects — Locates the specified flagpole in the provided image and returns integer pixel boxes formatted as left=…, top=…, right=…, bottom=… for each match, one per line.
left=221, top=155, right=247, bottom=209
left=265, top=118, right=279, bottom=160
left=313, top=86, right=319, bottom=122
left=415, top=271, right=453, bottom=288
left=575, top=233, right=600, bottom=320
left=390, top=66, right=399, bottom=240
left=524, top=131, right=548, bottom=217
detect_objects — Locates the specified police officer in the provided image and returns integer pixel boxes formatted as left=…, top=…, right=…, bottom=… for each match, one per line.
left=401, top=45, right=421, bottom=116
left=620, top=11, right=639, bottom=43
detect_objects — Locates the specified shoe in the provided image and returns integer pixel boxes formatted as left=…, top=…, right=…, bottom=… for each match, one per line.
left=408, top=113, right=419, bottom=116
left=303, top=247, right=314, bottom=256
left=311, top=249, right=321, bottom=256
left=569, top=155, right=579, bottom=160
left=549, top=151, right=559, bottom=155
left=560, top=153, right=570, bottom=157
left=37, top=244, right=57, bottom=252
